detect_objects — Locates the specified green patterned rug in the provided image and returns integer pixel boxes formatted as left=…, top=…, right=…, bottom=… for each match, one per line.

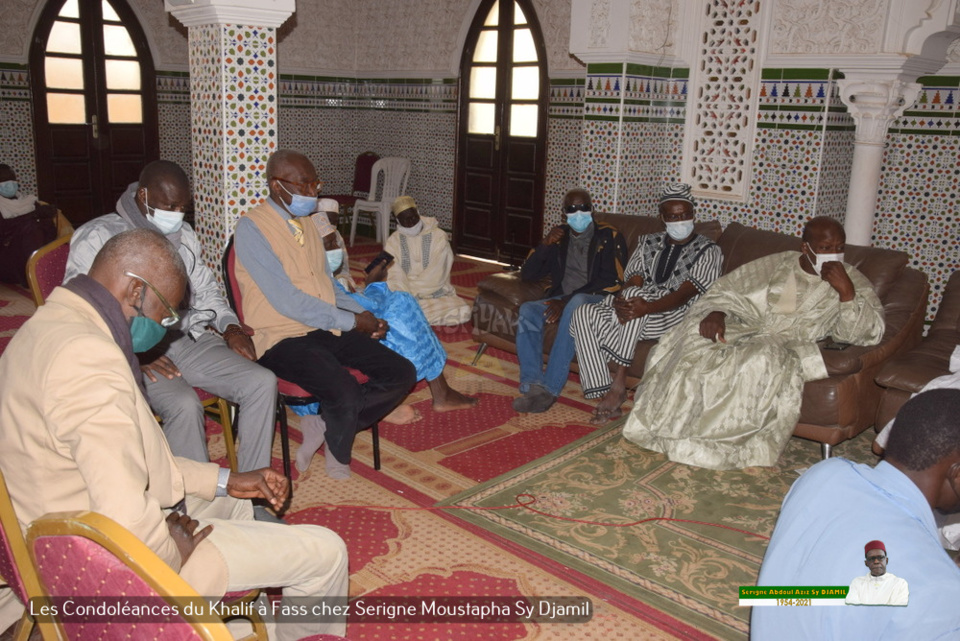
left=441, top=419, right=878, bottom=640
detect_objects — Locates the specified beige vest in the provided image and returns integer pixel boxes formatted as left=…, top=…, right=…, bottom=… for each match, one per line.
left=235, top=202, right=339, bottom=356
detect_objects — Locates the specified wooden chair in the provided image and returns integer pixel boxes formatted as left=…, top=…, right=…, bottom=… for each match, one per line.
left=27, top=511, right=266, bottom=641
left=221, top=237, right=381, bottom=479
left=24, top=235, right=239, bottom=472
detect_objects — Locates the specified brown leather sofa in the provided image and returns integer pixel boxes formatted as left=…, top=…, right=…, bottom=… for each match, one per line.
left=875, top=270, right=960, bottom=429
left=471, top=214, right=928, bottom=457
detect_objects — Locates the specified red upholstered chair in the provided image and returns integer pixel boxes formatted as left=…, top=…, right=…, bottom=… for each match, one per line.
left=324, top=151, right=380, bottom=215
left=0, top=468, right=58, bottom=641
left=27, top=511, right=266, bottom=641
left=26, top=235, right=240, bottom=472
left=221, top=237, right=381, bottom=477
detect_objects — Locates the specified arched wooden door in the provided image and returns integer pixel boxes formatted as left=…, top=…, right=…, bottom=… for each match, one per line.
left=454, top=0, right=548, bottom=263
left=30, top=0, right=159, bottom=226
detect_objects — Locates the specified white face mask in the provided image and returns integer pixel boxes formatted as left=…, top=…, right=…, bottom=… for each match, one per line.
left=143, top=188, right=185, bottom=234
left=664, top=220, right=695, bottom=241
left=325, top=248, right=344, bottom=273
left=807, top=247, right=844, bottom=275
left=398, top=220, right=423, bottom=237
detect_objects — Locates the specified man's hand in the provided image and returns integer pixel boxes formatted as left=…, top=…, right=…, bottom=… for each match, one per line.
left=625, top=274, right=644, bottom=288
left=224, top=324, right=257, bottom=360
left=371, top=318, right=389, bottom=340
left=226, top=468, right=290, bottom=511
left=166, top=512, right=212, bottom=566
left=543, top=226, right=565, bottom=246
left=613, top=296, right=649, bottom=324
left=543, top=299, right=566, bottom=324
left=354, top=310, right=381, bottom=335
left=364, top=261, right=389, bottom=286
left=141, top=355, right=181, bottom=382
left=819, top=262, right=855, bottom=302
left=699, top=311, right=727, bottom=343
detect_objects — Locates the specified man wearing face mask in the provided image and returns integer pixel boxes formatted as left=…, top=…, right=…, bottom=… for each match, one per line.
left=0, top=229, right=349, bottom=640
left=512, top=188, right=629, bottom=414
left=622, top=216, right=884, bottom=470
left=63, top=161, right=279, bottom=518
left=380, top=195, right=471, bottom=326
left=570, top=183, right=722, bottom=424
left=234, top=150, right=416, bottom=474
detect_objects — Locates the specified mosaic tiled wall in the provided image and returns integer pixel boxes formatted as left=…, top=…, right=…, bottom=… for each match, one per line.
left=543, top=78, right=584, bottom=229
left=0, top=64, right=36, bottom=195
left=157, top=71, right=192, bottom=178
left=875, top=76, right=960, bottom=320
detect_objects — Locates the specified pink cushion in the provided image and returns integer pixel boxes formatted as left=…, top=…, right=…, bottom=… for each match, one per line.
left=0, top=527, right=27, bottom=603
left=35, top=242, right=70, bottom=301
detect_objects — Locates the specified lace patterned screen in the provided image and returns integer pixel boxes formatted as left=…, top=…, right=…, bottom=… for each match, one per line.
left=684, top=0, right=764, bottom=200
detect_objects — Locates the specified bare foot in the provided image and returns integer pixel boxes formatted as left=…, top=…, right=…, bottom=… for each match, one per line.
left=593, top=387, right=628, bottom=421
left=383, top=404, right=422, bottom=425
left=590, top=406, right=624, bottom=425
left=432, top=388, right=479, bottom=412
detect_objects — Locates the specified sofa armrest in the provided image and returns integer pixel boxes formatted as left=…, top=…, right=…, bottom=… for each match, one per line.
left=476, top=271, right=549, bottom=308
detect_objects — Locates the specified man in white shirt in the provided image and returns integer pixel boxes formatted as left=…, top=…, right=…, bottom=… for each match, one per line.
left=845, top=540, right=909, bottom=606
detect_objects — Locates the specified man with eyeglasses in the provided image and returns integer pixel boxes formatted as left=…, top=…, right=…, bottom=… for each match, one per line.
left=234, top=149, right=417, bottom=476
left=0, top=229, right=348, bottom=640
left=752, top=390, right=960, bottom=639
left=63, top=161, right=279, bottom=520
left=845, top=541, right=909, bottom=606
left=512, top=188, right=628, bottom=413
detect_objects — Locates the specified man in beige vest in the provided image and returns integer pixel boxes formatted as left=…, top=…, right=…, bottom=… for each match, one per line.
left=0, top=229, right=348, bottom=640
left=234, top=150, right=416, bottom=473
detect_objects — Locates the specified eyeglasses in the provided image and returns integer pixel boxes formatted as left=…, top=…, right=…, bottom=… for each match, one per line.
left=866, top=555, right=886, bottom=563
left=563, top=203, right=592, bottom=215
left=271, top=176, right=323, bottom=195
left=126, top=271, right=181, bottom=328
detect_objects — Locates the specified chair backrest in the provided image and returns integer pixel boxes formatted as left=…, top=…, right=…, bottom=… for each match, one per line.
left=28, top=511, right=233, bottom=641
left=221, top=236, right=245, bottom=324
left=368, top=157, right=411, bottom=204
left=0, top=467, right=43, bottom=608
left=26, top=233, right=72, bottom=307
left=351, top=151, right=380, bottom=196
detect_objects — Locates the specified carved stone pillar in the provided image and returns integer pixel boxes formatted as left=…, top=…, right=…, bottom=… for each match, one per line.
left=165, top=0, right=293, bottom=268
left=837, top=76, right=920, bottom=246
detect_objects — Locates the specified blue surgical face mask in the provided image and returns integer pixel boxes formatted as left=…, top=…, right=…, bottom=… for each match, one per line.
left=325, top=248, right=344, bottom=273
left=0, top=180, right=18, bottom=199
left=566, top=212, right=593, bottom=234
left=277, top=181, right=317, bottom=217
left=664, top=220, right=695, bottom=241
left=129, top=313, right=167, bottom=352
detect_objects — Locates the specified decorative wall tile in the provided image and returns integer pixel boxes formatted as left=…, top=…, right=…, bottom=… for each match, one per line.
left=0, top=64, right=36, bottom=195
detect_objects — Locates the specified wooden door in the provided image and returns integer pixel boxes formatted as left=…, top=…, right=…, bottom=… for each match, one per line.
left=454, top=0, right=548, bottom=263
left=30, top=0, right=158, bottom=227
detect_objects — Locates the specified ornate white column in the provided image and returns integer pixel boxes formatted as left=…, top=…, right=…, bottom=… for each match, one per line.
left=165, top=0, right=294, bottom=268
left=837, top=76, right=920, bottom=246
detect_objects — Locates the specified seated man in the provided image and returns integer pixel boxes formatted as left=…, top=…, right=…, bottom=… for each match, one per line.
left=318, top=198, right=359, bottom=292
left=513, top=188, right=628, bottom=413
left=383, top=195, right=471, bottom=326
left=845, top=540, right=909, bottom=606
left=0, top=163, right=57, bottom=286
left=622, top=216, right=884, bottom=469
left=752, top=390, right=960, bottom=639
left=571, top=183, right=722, bottom=423
left=64, top=161, right=277, bottom=504
left=0, top=229, right=348, bottom=641
left=292, top=213, right=478, bottom=474
left=234, top=149, right=417, bottom=474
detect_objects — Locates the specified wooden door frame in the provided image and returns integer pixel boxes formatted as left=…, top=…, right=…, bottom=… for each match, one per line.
left=452, top=0, right=549, bottom=260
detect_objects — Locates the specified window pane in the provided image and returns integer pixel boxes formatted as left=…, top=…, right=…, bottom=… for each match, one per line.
left=107, top=93, right=142, bottom=123
left=47, top=93, right=86, bottom=124
left=102, top=0, right=120, bottom=22
left=59, top=0, right=79, bottom=19
left=105, top=59, right=140, bottom=90
left=103, top=25, right=136, bottom=56
left=514, top=2, right=528, bottom=25
left=473, top=30, right=498, bottom=63
left=469, top=67, right=497, bottom=99
left=510, top=104, right=538, bottom=137
left=511, top=67, right=539, bottom=100
left=484, top=0, right=499, bottom=26
left=48, top=21, right=82, bottom=54
left=513, top=28, right=537, bottom=62
left=468, top=102, right=495, bottom=135
left=45, top=57, right=84, bottom=90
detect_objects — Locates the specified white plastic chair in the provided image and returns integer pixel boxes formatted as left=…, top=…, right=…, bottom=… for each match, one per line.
left=349, top=157, right=411, bottom=246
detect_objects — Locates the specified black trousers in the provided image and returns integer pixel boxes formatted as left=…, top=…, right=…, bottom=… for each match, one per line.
left=258, top=329, right=416, bottom=463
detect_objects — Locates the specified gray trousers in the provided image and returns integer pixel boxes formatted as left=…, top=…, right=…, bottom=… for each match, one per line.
left=146, top=332, right=277, bottom=472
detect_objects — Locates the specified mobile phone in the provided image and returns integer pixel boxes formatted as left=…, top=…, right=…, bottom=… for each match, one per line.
left=823, top=339, right=851, bottom=351
left=364, top=251, right=394, bottom=273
